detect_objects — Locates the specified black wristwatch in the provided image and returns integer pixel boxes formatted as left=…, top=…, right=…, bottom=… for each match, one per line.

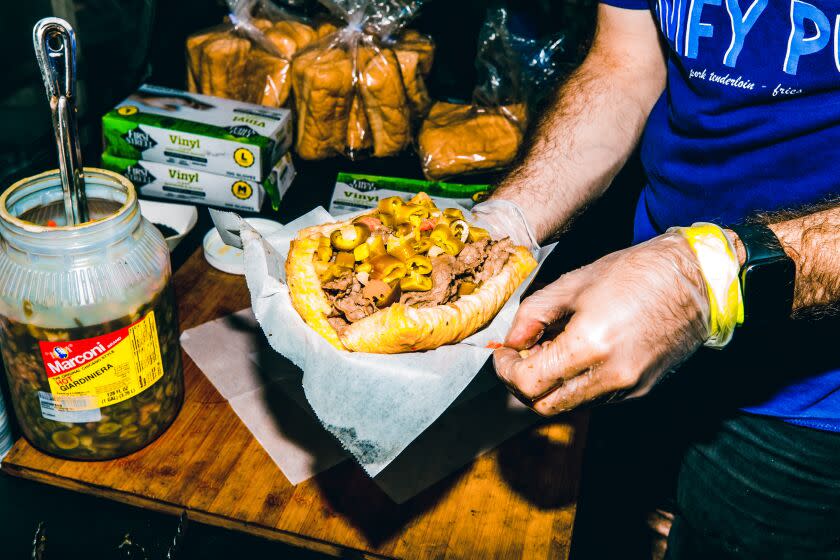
left=729, top=223, right=795, bottom=324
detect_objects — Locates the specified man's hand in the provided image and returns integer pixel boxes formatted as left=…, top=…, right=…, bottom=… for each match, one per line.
left=494, top=233, right=711, bottom=416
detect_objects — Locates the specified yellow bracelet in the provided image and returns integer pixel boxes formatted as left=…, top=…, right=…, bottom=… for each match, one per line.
left=670, top=223, right=744, bottom=348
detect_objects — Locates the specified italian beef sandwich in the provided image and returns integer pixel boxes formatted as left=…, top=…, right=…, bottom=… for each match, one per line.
left=285, top=192, right=537, bottom=353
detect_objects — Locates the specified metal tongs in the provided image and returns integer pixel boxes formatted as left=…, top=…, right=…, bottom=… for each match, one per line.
left=33, top=18, right=89, bottom=225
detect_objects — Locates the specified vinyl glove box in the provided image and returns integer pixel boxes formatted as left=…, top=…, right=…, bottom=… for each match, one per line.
left=101, top=152, right=295, bottom=212
left=102, top=84, right=292, bottom=181
left=329, top=172, right=490, bottom=215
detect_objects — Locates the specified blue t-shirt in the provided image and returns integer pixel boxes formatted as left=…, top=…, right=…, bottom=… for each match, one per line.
left=602, top=0, right=840, bottom=430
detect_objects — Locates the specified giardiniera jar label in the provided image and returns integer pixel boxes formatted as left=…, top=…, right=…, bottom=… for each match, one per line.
left=38, top=311, right=164, bottom=411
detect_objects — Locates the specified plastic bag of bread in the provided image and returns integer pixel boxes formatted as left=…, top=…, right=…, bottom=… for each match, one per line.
left=291, top=0, right=434, bottom=160
left=187, top=0, right=327, bottom=108
left=417, top=8, right=562, bottom=180
left=419, top=102, right=526, bottom=181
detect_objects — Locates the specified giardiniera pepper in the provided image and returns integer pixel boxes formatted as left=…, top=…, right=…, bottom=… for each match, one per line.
left=430, top=223, right=465, bottom=255
left=370, top=254, right=408, bottom=283
left=377, top=196, right=404, bottom=215
left=330, top=223, right=370, bottom=251
left=400, top=272, right=432, bottom=292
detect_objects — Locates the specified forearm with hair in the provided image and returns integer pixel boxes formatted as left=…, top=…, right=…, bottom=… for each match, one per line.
left=492, top=9, right=666, bottom=243
left=726, top=202, right=840, bottom=318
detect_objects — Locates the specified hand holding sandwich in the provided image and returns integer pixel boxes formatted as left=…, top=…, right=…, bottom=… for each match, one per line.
left=494, top=232, right=714, bottom=415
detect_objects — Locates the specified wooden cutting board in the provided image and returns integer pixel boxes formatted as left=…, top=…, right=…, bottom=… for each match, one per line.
left=2, top=247, right=588, bottom=559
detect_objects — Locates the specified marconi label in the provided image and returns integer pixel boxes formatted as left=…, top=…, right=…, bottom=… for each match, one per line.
left=39, top=311, right=164, bottom=411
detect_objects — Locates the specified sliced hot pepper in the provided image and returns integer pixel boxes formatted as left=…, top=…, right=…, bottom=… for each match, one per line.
left=370, top=254, right=407, bottom=283
left=449, top=219, right=469, bottom=242
left=319, top=264, right=352, bottom=283
left=413, top=237, right=433, bottom=254
left=366, top=235, right=387, bottom=258
left=467, top=226, right=491, bottom=243
left=52, top=430, right=80, bottom=450
left=316, top=236, right=333, bottom=261
left=409, top=192, right=434, bottom=207
left=400, top=272, right=432, bottom=292
left=354, top=243, right=370, bottom=261
left=387, top=237, right=417, bottom=261
left=430, top=224, right=465, bottom=256
left=330, top=223, right=371, bottom=251
left=406, top=255, right=432, bottom=275
left=394, top=203, right=430, bottom=226
left=334, top=251, right=355, bottom=269
left=443, top=208, right=465, bottom=221
left=395, top=222, right=414, bottom=237
left=377, top=196, right=404, bottom=215
left=379, top=212, right=395, bottom=228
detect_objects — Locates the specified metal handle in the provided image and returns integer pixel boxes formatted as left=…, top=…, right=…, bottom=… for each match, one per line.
left=33, top=18, right=88, bottom=225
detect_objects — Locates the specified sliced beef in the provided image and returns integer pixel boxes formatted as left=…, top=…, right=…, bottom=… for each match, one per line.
left=322, top=271, right=354, bottom=317
left=325, top=295, right=343, bottom=316
left=323, top=236, right=517, bottom=316
left=322, top=273, right=353, bottom=292
left=333, top=277, right=376, bottom=322
left=475, top=238, right=515, bottom=283
left=400, top=254, right=458, bottom=307
left=456, top=238, right=491, bottom=275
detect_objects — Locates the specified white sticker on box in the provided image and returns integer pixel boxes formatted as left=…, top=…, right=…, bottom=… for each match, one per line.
left=38, top=391, right=102, bottom=423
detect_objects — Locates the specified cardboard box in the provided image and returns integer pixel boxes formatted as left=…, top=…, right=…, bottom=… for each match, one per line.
left=329, top=172, right=490, bottom=215
left=102, top=84, right=292, bottom=182
left=101, top=152, right=295, bottom=212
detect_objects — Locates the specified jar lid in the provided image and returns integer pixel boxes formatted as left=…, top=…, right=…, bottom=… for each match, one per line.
left=203, top=218, right=284, bottom=275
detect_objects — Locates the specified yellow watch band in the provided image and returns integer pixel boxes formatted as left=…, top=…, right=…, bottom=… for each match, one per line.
left=670, top=223, right=744, bottom=348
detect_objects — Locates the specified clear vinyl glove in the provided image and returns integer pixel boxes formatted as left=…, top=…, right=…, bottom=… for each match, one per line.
left=470, top=199, right=540, bottom=253
left=493, top=231, right=720, bottom=415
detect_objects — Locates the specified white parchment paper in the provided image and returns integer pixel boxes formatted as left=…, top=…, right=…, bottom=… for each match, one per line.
left=210, top=206, right=555, bottom=476
left=180, top=307, right=541, bottom=502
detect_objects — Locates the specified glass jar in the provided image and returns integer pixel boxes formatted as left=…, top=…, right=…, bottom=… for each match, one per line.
left=0, top=168, right=183, bottom=460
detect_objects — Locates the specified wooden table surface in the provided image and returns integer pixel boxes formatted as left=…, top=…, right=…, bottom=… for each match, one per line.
left=2, top=247, right=589, bottom=559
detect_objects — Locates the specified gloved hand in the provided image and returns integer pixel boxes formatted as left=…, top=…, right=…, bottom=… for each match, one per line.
left=470, top=199, right=540, bottom=253
left=493, top=231, right=713, bottom=415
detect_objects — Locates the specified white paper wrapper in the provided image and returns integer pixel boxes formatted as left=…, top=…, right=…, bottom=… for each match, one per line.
left=210, top=206, right=555, bottom=476
left=180, top=307, right=541, bottom=503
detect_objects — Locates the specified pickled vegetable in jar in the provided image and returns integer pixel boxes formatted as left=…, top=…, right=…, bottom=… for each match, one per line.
left=0, top=168, right=183, bottom=460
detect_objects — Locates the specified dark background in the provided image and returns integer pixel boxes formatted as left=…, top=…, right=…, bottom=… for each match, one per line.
left=0, top=1, right=657, bottom=558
